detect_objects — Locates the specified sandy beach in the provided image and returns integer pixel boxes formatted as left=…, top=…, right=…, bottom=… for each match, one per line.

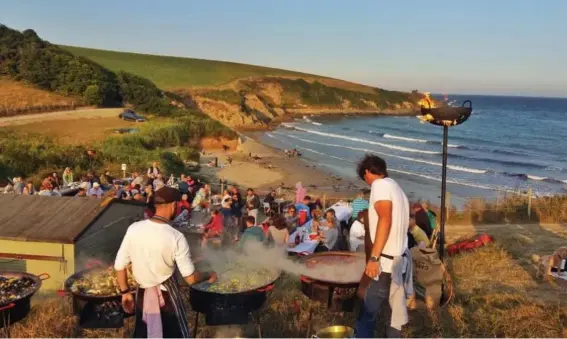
left=199, top=132, right=362, bottom=201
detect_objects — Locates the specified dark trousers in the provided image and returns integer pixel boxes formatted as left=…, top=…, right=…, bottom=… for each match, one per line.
left=355, top=273, right=402, bottom=338
left=133, top=290, right=182, bottom=338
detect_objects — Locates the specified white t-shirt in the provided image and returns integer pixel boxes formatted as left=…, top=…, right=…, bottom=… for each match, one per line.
left=368, top=177, right=409, bottom=274
left=114, top=219, right=195, bottom=289
left=349, top=220, right=365, bottom=252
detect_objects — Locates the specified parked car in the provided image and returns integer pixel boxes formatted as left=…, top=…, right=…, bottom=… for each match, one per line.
left=118, top=110, right=147, bottom=122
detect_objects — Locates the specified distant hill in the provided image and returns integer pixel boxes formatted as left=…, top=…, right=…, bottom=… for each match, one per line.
left=61, top=45, right=318, bottom=89
left=60, top=46, right=423, bottom=128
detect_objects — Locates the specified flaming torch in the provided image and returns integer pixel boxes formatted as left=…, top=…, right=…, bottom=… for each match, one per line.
left=419, top=94, right=472, bottom=259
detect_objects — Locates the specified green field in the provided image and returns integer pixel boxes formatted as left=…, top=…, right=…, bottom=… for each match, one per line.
left=61, top=45, right=318, bottom=89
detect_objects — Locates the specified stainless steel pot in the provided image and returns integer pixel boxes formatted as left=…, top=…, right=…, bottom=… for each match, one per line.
left=312, top=325, right=355, bottom=338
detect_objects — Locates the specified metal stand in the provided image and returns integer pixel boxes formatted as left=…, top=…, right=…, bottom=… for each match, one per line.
left=0, top=303, right=14, bottom=338
left=439, top=125, right=449, bottom=260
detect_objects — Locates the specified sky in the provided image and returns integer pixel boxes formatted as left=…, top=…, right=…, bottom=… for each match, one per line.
left=2, top=0, right=566, bottom=97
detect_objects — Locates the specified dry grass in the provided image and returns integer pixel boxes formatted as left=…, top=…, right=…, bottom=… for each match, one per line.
left=0, top=78, right=81, bottom=117
left=3, top=117, right=138, bottom=145
left=0, top=108, right=136, bottom=144
left=447, top=194, right=567, bottom=225
left=9, top=235, right=567, bottom=338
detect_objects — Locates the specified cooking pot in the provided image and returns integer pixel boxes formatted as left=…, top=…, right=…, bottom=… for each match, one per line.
left=312, top=325, right=355, bottom=338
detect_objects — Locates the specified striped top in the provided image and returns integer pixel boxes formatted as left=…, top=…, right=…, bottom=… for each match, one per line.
left=351, top=197, right=369, bottom=219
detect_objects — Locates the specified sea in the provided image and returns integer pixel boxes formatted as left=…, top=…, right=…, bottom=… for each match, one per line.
left=260, top=95, right=567, bottom=207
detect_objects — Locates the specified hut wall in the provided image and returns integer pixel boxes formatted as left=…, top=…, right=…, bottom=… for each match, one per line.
left=0, top=240, right=75, bottom=290
left=73, top=203, right=144, bottom=270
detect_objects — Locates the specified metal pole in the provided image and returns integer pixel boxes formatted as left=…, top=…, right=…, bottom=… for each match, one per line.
left=439, top=125, right=449, bottom=260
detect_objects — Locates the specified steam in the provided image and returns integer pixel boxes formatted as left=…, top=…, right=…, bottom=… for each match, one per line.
left=200, top=241, right=365, bottom=284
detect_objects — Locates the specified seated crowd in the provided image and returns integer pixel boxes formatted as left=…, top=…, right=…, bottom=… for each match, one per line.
left=3, top=161, right=438, bottom=254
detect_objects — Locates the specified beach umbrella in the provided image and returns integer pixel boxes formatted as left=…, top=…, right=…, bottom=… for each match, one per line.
left=419, top=97, right=472, bottom=259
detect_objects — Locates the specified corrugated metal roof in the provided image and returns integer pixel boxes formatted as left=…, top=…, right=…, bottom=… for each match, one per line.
left=0, top=195, right=115, bottom=244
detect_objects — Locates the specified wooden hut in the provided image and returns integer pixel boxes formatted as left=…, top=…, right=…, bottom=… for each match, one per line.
left=0, top=195, right=146, bottom=290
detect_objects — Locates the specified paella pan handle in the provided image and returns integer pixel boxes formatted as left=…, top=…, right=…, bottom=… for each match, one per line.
left=0, top=303, right=15, bottom=312
left=85, top=259, right=104, bottom=269
left=38, top=272, right=51, bottom=281
left=56, top=289, right=70, bottom=297
left=462, top=100, right=472, bottom=109
left=257, top=284, right=275, bottom=293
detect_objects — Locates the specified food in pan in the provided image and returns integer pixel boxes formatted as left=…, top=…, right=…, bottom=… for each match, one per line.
left=193, top=262, right=279, bottom=293
left=0, top=276, right=37, bottom=306
left=69, top=266, right=137, bottom=296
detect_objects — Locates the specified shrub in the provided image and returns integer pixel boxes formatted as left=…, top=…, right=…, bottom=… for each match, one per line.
left=83, top=85, right=103, bottom=106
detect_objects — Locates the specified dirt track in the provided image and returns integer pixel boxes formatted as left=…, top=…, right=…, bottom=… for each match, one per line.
left=0, top=108, right=122, bottom=126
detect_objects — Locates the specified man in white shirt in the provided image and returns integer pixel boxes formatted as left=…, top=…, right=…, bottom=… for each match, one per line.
left=115, top=186, right=216, bottom=338
left=355, top=154, right=410, bottom=338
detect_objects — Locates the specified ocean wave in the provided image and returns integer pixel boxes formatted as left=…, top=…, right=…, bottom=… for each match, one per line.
left=292, top=126, right=441, bottom=155
left=449, top=154, right=547, bottom=170
left=280, top=122, right=295, bottom=129
left=302, top=116, right=323, bottom=126
left=388, top=169, right=496, bottom=191
left=368, top=131, right=463, bottom=148
left=501, top=172, right=565, bottom=184
left=278, top=133, right=487, bottom=174
left=383, top=133, right=428, bottom=143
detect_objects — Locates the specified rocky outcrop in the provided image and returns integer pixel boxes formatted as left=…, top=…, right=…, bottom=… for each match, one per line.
left=188, top=77, right=422, bottom=130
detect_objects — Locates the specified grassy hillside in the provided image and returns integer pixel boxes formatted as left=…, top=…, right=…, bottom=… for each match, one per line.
left=61, top=45, right=316, bottom=89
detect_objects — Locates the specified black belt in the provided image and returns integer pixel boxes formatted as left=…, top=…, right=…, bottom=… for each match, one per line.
left=380, top=252, right=407, bottom=260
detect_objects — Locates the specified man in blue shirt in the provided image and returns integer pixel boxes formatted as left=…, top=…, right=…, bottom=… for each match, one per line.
left=238, top=216, right=265, bottom=250
left=351, top=190, right=369, bottom=223
left=295, top=196, right=312, bottom=223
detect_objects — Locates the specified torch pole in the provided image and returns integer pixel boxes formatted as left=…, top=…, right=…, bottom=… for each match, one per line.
left=439, top=125, right=449, bottom=260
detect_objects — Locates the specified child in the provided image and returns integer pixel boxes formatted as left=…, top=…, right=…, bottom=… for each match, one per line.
left=237, top=216, right=265, bottom=250
left=409, top=213, right=430, bottom=248
left=201, top=210, right=224, bottom=248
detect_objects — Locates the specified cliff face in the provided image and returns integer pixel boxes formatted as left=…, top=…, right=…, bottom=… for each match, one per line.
left=178, top=77, right=422, bottom=129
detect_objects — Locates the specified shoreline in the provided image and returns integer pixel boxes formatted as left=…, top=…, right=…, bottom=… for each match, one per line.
left=199, top=132, right=363, bottom=200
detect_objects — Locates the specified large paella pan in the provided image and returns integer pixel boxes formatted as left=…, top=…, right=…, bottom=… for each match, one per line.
left=1, top=271, right=50, bottom=328
left=64, top=265, right=137, bottom=301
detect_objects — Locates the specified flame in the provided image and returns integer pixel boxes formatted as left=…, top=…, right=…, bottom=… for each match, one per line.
left=418, top=92, right=436, bottom=108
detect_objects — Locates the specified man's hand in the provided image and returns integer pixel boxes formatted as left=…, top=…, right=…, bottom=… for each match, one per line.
left=122, top=293, right=135, bottom=314
left=207, top=272, right=218, bottom=284
left=365, top=260, right=380, bottom=279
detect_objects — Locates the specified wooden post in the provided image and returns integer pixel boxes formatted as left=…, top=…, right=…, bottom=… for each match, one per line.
left=446, top=192, right=451, bottom=223
left=323, top=194, right=327, bottom=210
left=527, top=187, right=532, bottom=219
left=220, top=179, right=225, bottom=194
